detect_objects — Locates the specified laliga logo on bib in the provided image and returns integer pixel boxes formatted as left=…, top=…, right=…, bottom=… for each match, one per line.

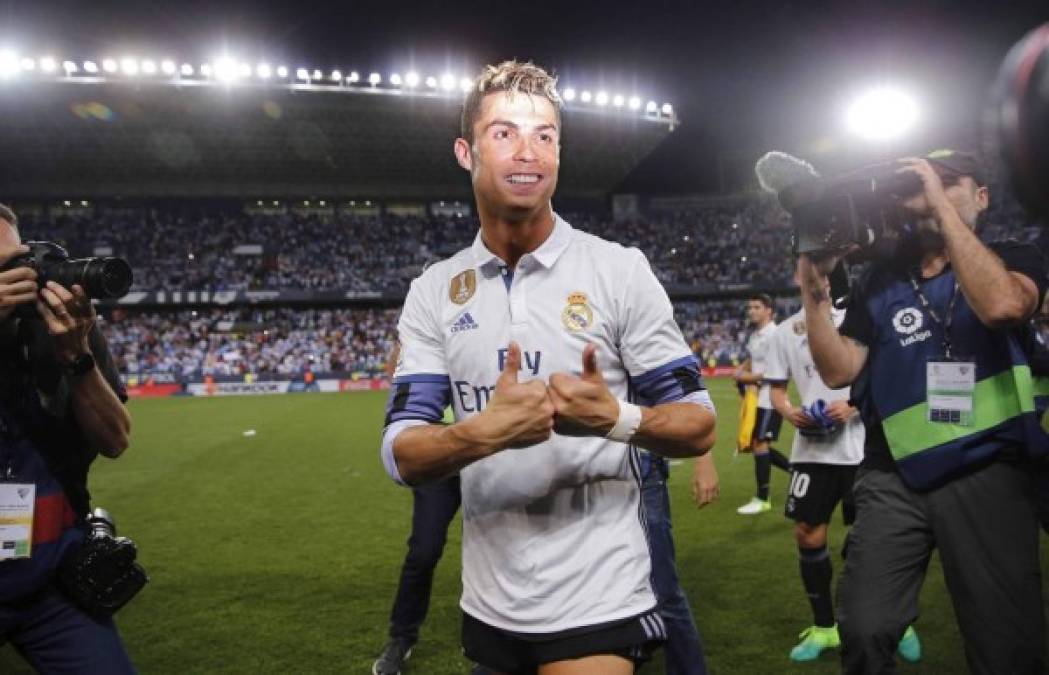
left=892, top=308, right=924, bottom=335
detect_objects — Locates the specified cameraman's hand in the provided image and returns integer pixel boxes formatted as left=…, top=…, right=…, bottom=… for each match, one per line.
left=475, top=342, right=554, bottom=450
left=37, top=282, right=96, bottom=364
left=897, top=158, right=952, bottom=219
left=0, top=245, right=37, bottom=315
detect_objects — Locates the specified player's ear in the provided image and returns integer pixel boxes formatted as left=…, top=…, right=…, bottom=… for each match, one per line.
left=454, top=138, right=473, bottom=172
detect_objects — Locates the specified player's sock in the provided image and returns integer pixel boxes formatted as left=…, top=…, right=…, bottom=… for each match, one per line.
left=799, top=544, right=834, bottom=627
left=755, top=452, right=771, bottom=500
left=769, top=447, right=791, bottom=472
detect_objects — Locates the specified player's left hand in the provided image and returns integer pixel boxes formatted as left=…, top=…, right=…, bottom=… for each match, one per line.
left=548, top=343, right=620, bottom=437
left=824, top=399, right=856, bottom=424
left=36, top=281, right=95, bottom=364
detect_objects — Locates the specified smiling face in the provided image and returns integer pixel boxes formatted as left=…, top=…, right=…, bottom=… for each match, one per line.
left=455, top=90, right=561, bottom=221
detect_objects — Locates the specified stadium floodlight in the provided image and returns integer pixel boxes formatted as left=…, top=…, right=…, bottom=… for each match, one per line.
left=580, top=90, right=592, bottom=103
left=661, top=102, right=673, bottom=115
left=180, top=63, right=194, bottom=76
left=562, top=87, right=576, bottom=102
left=276, top=65, right=288, bottom=78
left=844, top=86, right=919, bottom=142
left=368, top=72, right=381, bottom=85
left=311, top=69, right=322, bottom=80
left=161, top=60, right=176, bottom=75
left=214, top=57, right=238, bottom=81
left=459, top=77, right=472, bottom=92
left=390, top=73, right=402, bottom=86
left=200, top=63, right=213, bottom=77
left=595, top=91, right=609, bottom=106
left=63, top=60, right=78, bottom=74
left=102, top=58, right=118, bottom=73
left=613, top=94, right=625, bottom=107
left=141, top=59, right=157, bottom=75
left=20, top=57, right=35, bottom=71
left=40, top=56, right=57, bottom=73
left=331, top=70, right=342, bottom=82
left=256, top=63, right=271, bottom=79
left=120, top=58, right=139, bottom=76
left=238, top=63, right=251, bottom=78
left=628, top=96, right=641, bottom=110
left=404, top=71, right=420, bottom=87
left=0, top=51, right=20, bottom=78
left=83, top=60, right=98, bottom=74
left=440, top=73, right=455, bottom=91
left=646, top=100, right=657, bottom=113
left=425, top=75, right=437, bottom=88
left=296, top=67, right=309, bottom=81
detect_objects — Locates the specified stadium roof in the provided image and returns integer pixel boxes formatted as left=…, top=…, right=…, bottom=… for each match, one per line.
left=0, top=78, right=676, bottom=201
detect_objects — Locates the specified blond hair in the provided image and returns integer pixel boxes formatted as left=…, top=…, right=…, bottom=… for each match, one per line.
left=460, top=60, right=562, bottom=144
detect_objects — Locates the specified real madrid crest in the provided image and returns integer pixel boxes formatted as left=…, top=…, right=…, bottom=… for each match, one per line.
left=449, top=269, right=477, bottom=305
left=562, top=291, right=594, bottom=332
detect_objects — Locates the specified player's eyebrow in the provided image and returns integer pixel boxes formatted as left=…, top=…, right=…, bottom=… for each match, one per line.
left=484, top=120, right=559, bottom=134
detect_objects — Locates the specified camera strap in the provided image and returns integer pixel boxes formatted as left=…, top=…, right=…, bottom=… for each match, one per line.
left=908, top=271, right=960, bottom=359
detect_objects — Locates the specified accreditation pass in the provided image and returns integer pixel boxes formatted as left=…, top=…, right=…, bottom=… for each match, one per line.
left=927, top=360, right=976, bottom=426
left=0, top=483, right=34, bottom=559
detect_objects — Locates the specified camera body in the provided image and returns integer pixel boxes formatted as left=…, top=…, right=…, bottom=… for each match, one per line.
left=0, top=241, right=133, bottom=303
left=57, top=508, right=147, bottom=618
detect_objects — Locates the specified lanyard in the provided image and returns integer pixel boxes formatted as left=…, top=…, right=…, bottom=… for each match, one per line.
left=908, top=271, right=960, bottom=359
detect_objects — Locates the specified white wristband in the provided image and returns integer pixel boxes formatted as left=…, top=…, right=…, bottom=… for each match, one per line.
left=606, top=399, right=643, bottom=443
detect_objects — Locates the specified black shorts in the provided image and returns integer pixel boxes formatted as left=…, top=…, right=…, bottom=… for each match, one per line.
left=751, top=407, right=782, bottom=442
left=462, top=609, right=664, bottom=675
left=784, top=463, right=858, bottom=526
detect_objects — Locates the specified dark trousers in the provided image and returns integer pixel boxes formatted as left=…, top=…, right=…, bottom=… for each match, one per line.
left=641, top=455, right=708, bottom=675
left=0, top=586, right=136, bottom=674
left=838, top=462, right=1045, bottom=675
left=388, top=475, right=461, bottom=644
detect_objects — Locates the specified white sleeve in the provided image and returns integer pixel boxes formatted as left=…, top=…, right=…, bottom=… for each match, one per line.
left=618, top=249, right=694, bottom=377
left=764, top=324, right=790, bottom=383
left=381, top=419, right=429, bottom=485
left=395, top=274, right=447, bottom=378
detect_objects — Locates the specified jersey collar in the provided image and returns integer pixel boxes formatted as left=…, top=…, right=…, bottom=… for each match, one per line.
left=470, top=213, right=573, bottom=273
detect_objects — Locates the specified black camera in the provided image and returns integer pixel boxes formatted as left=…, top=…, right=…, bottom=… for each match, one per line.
left=57, top=508, right=148, bottom=618
left=0, top=241, right=133, bottom=301
left=993, top=23, right=1049, bottom=219
left=776, top=163, right=924, bottom=256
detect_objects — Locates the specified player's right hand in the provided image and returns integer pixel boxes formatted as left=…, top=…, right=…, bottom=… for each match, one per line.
left=786, top=406, right=816, bottom=429
left=0, top=245, right=37, bottom=309
left=482, top=341, right=555, bottom=449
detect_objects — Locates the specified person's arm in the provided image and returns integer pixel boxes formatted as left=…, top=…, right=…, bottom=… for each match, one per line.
left=734, top=357, right=763, bottom=385
left=764, top=322, right=814, bottom=429
left=797, top=257, right=869, bottom=389
left=770, top=383, right=816, bottom=430
left=37, top=282, right=131, bottom=457
left=392, top=342, right=554, bottom=483
left=690, top=451, right=719, bottom=508
left=898, top=158, right=1041, bottom=328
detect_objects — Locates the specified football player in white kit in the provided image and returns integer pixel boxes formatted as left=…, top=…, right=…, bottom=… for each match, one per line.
left=735, top=294, right=792, bottom=514
left=380, top=61, right=717, bottom=675
left=765, top=282, right=921, bottom=664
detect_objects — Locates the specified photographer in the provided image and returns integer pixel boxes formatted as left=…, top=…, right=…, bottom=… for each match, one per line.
left=0, top=204, right=136, bottom=673
left=796, top=151, right=1046, bottom=674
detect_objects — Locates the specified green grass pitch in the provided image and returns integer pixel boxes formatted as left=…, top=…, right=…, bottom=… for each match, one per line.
left=2, top=378, right=1045, bottom=673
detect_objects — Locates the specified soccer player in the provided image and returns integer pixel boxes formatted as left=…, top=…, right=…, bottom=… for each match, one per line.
left=735, top=294, right=791, bottom=514
left=380, top=60, right=717, bottom=674
left=765, top=285, right=920, bottom=663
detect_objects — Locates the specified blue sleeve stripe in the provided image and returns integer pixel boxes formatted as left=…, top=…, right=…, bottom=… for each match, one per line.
left=632, top=356, right=706, bottom=407
left=393, top=374, right=451, bottom=385
left=384, top=379, right=451, bottom=426
left=765, top=378, right=789, bottom=385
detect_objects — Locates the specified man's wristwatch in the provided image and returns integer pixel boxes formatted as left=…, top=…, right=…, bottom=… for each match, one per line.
left=66, top=353, right=96, bottom=377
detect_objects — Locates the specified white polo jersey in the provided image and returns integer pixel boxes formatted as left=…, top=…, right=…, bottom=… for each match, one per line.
left=764, top=308, right=864, bottom=465
left=746, top=321, right=778, bottom=408
left=389, top=214, right=706, bottom=633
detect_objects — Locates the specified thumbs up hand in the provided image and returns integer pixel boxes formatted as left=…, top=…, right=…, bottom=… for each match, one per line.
left=549, top=343, right=621, bottom=437
left=476, top=342, right=556, bottom=450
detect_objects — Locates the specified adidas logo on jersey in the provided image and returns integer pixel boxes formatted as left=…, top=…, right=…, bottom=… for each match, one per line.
left=451, top=312, right=480, bottom=334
